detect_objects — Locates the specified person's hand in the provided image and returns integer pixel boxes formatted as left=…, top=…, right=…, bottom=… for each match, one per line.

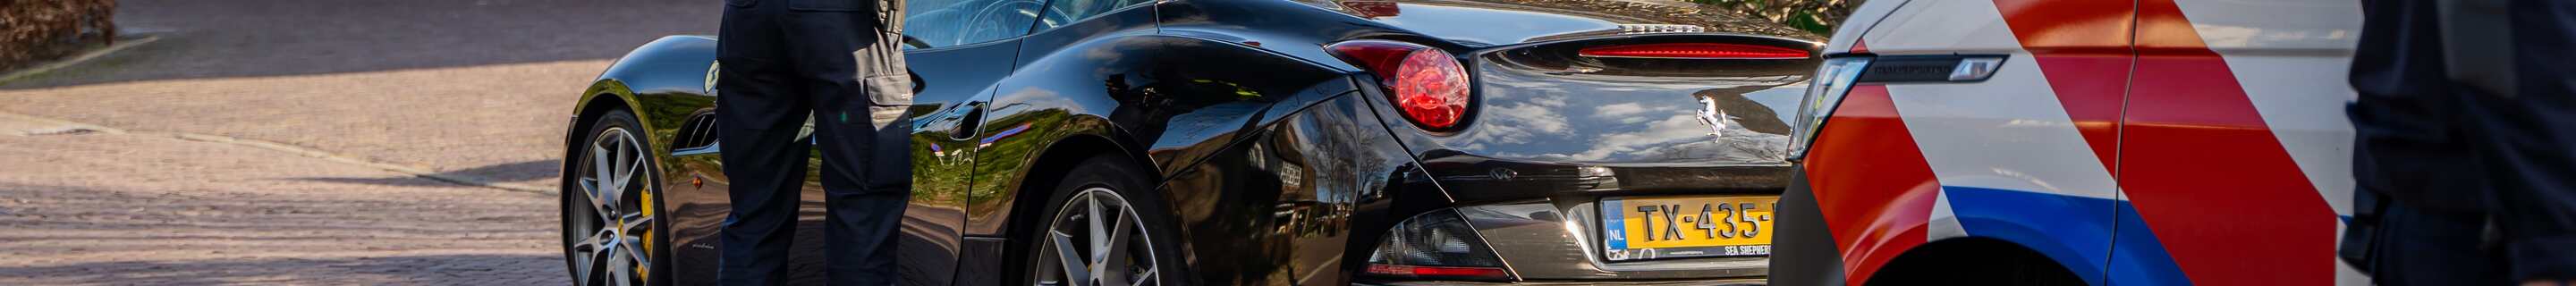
left=2523, top=280, right=2574, bottom=286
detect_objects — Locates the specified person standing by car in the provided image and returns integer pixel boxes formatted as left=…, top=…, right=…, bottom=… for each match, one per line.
left=2345, top=0, right=2575, bottom=284
left=712, top=0, right=912, bottom=283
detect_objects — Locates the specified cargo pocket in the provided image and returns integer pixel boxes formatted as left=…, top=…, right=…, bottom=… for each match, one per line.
left=788, top=0, right=868, bottom=12
left=863, top=74, right=914, bottom=107
left=858, top=31, right=912, bottom=107
left=861, top=74, right=913, bottom=130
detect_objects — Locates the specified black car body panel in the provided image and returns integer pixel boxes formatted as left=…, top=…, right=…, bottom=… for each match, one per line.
left=1405, top=33, right=1816, bottom=205
left=1301, top=0, right=1815, bottom=47
left=564, top=0, right=1818, bottom=283
left=1154, top=90, right=1444, bottom=284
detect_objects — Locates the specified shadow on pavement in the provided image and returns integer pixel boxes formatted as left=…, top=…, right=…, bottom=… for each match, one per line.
left=2, top=0, right=719, bottom=89
left=290, top=159, right=559, bottom=187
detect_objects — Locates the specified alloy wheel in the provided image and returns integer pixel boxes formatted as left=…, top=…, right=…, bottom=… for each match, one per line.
left=1033, top=187, right=1162, bottom=286
left=569, top=126, right=654, bottom=286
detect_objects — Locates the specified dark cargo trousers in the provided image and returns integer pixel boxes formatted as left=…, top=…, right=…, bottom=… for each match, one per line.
left=2348, top=0, right=2576, bottom=283
left=713, top=0, right=912, bottom=284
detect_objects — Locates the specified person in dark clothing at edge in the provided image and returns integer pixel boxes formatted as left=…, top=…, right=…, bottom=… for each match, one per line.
left=712, top=0, right=911, bottom=283
left=2345, top=0, right=2575, bottom=285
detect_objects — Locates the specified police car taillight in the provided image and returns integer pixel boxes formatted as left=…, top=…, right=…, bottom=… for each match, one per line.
left=1789, top=56, right=1873, bottom=160
left=1789, top=55, right=2009, bottom=160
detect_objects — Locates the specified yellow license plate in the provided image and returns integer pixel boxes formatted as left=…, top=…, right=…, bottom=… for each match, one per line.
left=1600, top=196, right=1778, bottom=261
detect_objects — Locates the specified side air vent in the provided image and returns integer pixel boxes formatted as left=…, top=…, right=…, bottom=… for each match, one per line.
left=670, top=110, right=720, bottom=154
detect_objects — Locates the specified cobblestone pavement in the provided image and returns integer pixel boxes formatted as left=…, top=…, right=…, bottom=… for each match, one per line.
left=0, top=130, right=564, bottom=285
left=0, top=0, right=717, bottom=187
left=0, top=0, right=717, bottom=284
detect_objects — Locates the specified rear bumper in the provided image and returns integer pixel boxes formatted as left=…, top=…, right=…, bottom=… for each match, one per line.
left=1368, top=152, right=1790, bottom=283
left=1456, top=200, right=1770, bottom=280
left=1360, top=198, right=1775, bottom=283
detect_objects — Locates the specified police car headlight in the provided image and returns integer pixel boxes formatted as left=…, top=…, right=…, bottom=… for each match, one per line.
left=1788, top=56, right=1872, bottom=160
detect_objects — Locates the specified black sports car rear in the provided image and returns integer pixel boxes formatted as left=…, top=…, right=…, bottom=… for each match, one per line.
left=556, top=0, right=1820, bottom=284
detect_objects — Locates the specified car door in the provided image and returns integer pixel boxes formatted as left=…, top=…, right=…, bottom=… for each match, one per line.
left=956, top=0, right=1158, bottom=241
left=656, top=0, right=1040, bottom=283
left=942, top=0, right=1162, bottom=277
left=892, top=0, right=1045, bottom=284
left=2107, top=0, right=2364, bottom=284
left=1821, top=0, right=2135, bottom=283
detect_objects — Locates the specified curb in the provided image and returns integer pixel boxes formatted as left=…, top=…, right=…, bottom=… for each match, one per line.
left=0, top=111, right=557, bottom=195
left=0, top=35, right=164, bottom=85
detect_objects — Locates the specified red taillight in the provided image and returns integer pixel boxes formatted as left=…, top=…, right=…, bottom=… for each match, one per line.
left=1363, top=209, right=1513, bottom=281
left=1365, top=264, right=1511, bottom=280
left=1326, top=40, right=1472, bottom=130
left=1577, top=43, right=1810, bottom=59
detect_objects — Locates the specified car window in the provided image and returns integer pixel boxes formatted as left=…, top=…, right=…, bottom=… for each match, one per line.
left=902, top=0, right=1045, bottom=49
left=1030, top=0, right=1150, bottom=31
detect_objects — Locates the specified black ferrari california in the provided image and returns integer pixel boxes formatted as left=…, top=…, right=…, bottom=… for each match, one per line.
left=558, top=0, right=1823, bottom=284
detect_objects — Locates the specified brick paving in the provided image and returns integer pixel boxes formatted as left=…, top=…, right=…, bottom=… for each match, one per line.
left=0, top=130, right=564, bottom=285
left=0, top=0, right=716, bottom=188
left=0, top=0, right=718, bottom=284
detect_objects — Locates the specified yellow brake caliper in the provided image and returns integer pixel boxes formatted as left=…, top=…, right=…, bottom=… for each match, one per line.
left=636, top=189, right=656, bottom=280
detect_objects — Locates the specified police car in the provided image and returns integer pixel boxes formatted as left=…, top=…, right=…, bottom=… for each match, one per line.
left=1770, top=0, right=2369, bottom=284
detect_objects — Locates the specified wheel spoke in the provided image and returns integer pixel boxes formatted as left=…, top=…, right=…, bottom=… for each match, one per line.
left=618, top=155, right=646, bottom=196
left=1050, top=230, right=1092, bottom=285
left=1042, top=189, right=1161, bottom=286
left=616, top=214, right=653, bottom=270
left=591, top=144, right=614, bottom=188
left=1104, top=209, right=1133, bottom=258
left=1131, top=268, right=1157, bottom=286
left=577, top=180, right=616, bottom=223
left=611, top=139, right=639, bottom=196
left=1087, top=196, right=1106, bottom=259
left=589, top=240, right=617, bottom=284
left=607, top=141, right=632, bottom=202
left=573, top=244, right=599, bottom=285
left=590, top=145, right=619, bottom=208
left=621, top=214, right=654, bottom=231
left=1098, top=209, right=1134, bottom=286
left=621, top=236, right=651, bottom=269
left=608, top=244, right=633, bottom=286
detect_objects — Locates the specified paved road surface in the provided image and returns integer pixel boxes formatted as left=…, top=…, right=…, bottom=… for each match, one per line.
left=0, top=0, right=716, bottom=284
left=0, top=127, right=561, bottom=285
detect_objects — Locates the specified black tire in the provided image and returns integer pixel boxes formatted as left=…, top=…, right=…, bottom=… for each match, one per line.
left=1018, top=154, right=1190, bottom=286
left=1861, top=238, right=2085, bottom=286
left=562, top=109, right=672, bottom=286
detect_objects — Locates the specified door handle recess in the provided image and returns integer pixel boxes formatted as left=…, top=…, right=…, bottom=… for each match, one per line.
left=949, top=101, right=986, bottom=140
